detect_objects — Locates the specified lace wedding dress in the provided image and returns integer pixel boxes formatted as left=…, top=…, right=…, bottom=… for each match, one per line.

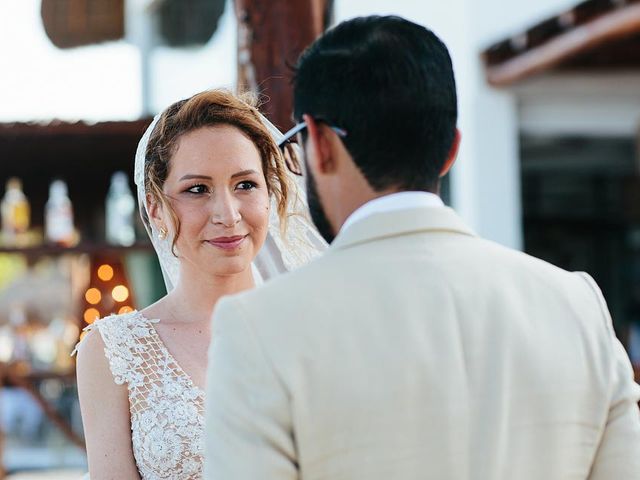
left=82, top=310, right=205, bottom=479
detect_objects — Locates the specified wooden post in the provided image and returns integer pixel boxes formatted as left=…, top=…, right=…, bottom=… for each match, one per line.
left=235, top=0, right=333, bottom=131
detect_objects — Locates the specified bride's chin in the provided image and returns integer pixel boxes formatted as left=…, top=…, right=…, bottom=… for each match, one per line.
left=208, top=257, right=254, bottom=277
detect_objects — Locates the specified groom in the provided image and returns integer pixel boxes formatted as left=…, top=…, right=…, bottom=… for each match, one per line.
left=205, top=15, right=640, bottom=479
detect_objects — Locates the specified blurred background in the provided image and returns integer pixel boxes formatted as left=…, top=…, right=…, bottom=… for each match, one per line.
left=0, top=0, right=639, bottom=477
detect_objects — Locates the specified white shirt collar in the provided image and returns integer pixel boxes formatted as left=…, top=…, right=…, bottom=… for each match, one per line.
left=340, top=191, right=445, bottom=234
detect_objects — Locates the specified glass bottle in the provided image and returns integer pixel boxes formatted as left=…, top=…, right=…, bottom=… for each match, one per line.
left=45, top=179, right=75, bottom=246
left=106, top=171, right=136, bottom=246
left=1, top=177, right=30, bottom=247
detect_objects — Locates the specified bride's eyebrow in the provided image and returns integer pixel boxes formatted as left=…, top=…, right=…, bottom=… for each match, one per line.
left=179, top=174, right=212, bottom=181
left=178, top=170, right=259, bottom=182
left=231, top=169, right=259, bottom=179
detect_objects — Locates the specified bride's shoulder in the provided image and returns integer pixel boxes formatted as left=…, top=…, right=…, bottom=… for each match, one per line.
left=74, top=310, right=157, bottom=387
left=72, top=310, right=156, bottom=358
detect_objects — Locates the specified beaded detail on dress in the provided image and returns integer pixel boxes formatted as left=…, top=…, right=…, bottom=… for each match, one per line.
left=80, top=311, right=205, bottom=479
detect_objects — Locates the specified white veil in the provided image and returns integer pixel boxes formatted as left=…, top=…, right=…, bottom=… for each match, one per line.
left=134, top=113, right=327, bottom=292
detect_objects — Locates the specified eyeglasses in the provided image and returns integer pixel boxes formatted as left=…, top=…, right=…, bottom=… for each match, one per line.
left=277, top=119, right=347, bottom=176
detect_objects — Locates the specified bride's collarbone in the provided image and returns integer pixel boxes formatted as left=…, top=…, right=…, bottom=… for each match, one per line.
left=152, top=321, right=210, bottom=389
left=154, top=317, right=211, bottom=335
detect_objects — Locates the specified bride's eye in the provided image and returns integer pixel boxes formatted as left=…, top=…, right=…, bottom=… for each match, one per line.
left=236, top=181, right=257, bottom=191
left=186, top=184, right=208, bottom=194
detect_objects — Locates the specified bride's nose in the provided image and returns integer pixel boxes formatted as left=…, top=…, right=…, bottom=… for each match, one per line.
left=210, top=190, right=241, bottom=227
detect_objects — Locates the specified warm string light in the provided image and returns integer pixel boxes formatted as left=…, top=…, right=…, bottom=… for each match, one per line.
left=81, top=260, right=134, bottom=327
left=83, top=308, right=100, bottom=324
left=85, top=288, right=101, bottom=305
left=112, top=285, right=129, bottom=302
left=97, top=264, right=114, bottom=281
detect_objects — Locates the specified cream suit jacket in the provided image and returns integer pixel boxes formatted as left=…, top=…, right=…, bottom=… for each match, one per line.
left=205, top=206, right=640, bottom=480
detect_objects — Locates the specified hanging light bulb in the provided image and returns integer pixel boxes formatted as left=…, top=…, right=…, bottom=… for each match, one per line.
left=83, top=308, right=100, bottom=324
left=85, top=288, right=102, bottom=305
left=112, top=285, right=129, bottom=303
left=97, top=264, right=114, bottom=282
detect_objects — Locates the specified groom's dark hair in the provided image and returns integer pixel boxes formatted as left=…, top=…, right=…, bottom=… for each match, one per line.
left=293, top=15, right=457, bottom=193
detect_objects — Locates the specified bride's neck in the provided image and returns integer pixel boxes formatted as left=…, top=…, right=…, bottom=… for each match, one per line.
left=167, top=266, right=255, bottom=325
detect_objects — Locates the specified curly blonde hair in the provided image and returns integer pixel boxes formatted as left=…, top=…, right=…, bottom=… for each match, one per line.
left=144, top=89, right=292, bottom=255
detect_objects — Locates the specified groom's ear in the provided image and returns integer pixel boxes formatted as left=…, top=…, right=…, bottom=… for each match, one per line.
left=439, top=128, right=461, bottom=178
left=303, top=114, right=336, bottom=175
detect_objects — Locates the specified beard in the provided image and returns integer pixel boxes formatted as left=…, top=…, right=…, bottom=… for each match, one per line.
left=305, top=168, right=336, bottom=244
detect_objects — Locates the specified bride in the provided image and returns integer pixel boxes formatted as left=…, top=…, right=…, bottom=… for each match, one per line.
left=74, top=89, right=325, bottom=479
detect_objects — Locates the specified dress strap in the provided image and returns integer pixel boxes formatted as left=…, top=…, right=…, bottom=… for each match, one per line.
left=72, top=311, right=159, bottom=389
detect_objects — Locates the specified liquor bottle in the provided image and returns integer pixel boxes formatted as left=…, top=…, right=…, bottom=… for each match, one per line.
left=45, top=179, right=75, bottom=246
left=1, top=177, right=30, bottom=246
left=8, top=304, right=30, bottom=371
left=106, top=171, right=136, bottom=246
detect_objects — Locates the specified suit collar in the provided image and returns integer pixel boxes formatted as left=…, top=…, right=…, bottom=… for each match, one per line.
left=330, top=206, right=476, bottom=251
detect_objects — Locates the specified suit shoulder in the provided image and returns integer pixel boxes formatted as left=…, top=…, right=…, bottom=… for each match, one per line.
left=473, top=236, right=582, bottom=279
left=470, top=237, right=605, bottom=310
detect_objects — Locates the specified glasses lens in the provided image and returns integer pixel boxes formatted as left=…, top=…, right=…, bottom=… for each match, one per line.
left=281, top=142, right=302, bottom=176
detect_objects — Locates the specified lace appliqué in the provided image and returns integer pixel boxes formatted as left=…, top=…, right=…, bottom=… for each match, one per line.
left=78, top=311, right=205, bottom=480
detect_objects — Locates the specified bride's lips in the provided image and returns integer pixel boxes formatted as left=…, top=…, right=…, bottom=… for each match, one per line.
left=206, top=235, right=248, bottom=250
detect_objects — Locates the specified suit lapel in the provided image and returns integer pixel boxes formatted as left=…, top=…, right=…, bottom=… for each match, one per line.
left=330, top=206, right=476, bottom=251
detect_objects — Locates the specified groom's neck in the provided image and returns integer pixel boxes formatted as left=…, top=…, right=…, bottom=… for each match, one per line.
left=317, top=148, right=400, bottom=235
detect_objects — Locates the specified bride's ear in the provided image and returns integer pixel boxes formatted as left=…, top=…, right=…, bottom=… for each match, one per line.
left=146, top=193, right=165, bottom=230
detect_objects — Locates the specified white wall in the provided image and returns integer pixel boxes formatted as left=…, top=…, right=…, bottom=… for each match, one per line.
left=335, top=0, right=580, bottom=249
left=0, top=0, right=237, bottom=121
left=0, top=0, right=140, bottom=122
left=515, top=72, right=640, bottom=137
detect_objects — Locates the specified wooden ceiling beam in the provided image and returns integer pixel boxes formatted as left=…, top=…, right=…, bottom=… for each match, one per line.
left=0, top=120, right=152, bottom=138
left=485, top=2, right=640, bottom=87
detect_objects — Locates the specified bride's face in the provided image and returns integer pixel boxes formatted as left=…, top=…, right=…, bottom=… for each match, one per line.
left=157, top=125, right=270, bottom=278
